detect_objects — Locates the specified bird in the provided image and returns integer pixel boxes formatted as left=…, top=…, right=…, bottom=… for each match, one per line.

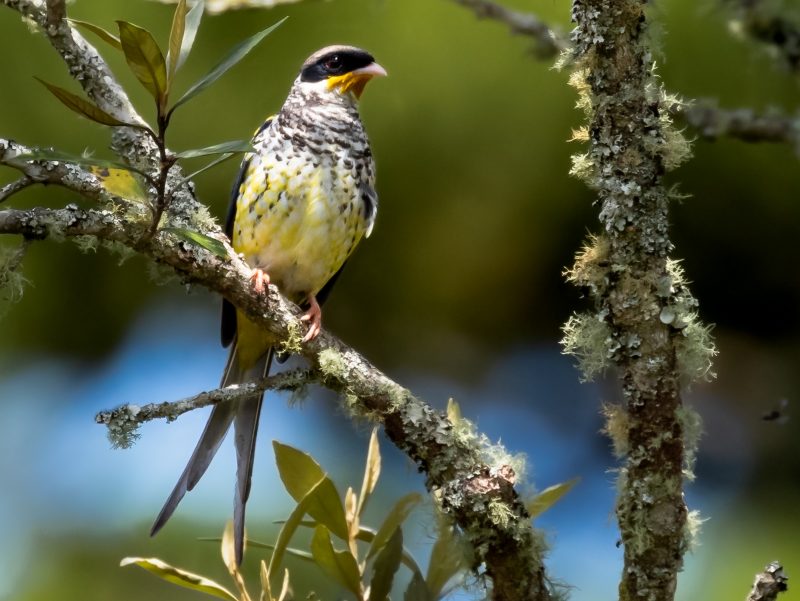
left=150, top=45, right=386, bottom=564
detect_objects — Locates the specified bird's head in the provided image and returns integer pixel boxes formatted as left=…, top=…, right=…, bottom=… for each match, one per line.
left=298, top=46, right=387, bottom=100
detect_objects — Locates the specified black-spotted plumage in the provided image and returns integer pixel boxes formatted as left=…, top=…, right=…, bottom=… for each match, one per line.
left=151, top=46, right=385, bottom=565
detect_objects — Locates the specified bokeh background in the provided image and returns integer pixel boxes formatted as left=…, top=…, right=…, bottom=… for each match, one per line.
left=1, top=0, right=799, bottom=599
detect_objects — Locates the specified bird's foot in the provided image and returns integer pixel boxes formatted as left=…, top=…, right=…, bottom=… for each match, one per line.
left=300, top=295, right=322, bottom=342
left=250, top=268, right=270, bottom=295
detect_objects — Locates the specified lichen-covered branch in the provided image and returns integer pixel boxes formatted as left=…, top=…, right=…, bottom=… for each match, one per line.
left=725, top=0, right=800, bottom=71
left=0, top=139, right=125, bottom=204
left=565, top=1, right=708, bottom=600
left=676, top=101, right=800, bottom=155
left=95, top=368, right=316, bottom=449
left=449, top=0, right=568, bottom=58
left=747, top=561, right=789, bottom=601
left=0, top=199, right=551, bottom=601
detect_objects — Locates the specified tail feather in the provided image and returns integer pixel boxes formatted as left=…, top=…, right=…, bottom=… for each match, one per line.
left=232, top=348, right=272, bottom=564
left=151, top=341, right=271, bottom=562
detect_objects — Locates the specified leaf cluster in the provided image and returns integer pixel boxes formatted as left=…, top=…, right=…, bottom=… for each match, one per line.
left=121, top=431, right=470, bottom=601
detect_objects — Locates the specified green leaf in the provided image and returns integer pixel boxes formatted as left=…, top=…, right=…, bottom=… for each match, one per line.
left=35, top=78, right=129, bottom=127
left=117, top=21, right=168, bottom=107
left=525, top=477, right=580, bottom=518
left=178, top=152, right=236, bottom=184
left=268, top=488, right=318, bottom=586
left=357, top=427, right=381, bottom=517
left=16, top=148, right=148, bottom=177
left=175, top=140, right=254, bottom=158
left=366, top=493, right=421, bottom=560
left=167, top=0, right=189, bottom=85
left=273, top=442, right=348, bottom=540
left=87, top=166, right=148, bottom=203
left=404, top=571, right=431, bottom=601
left=164, top=227, right=229, bottom=258
left=370, top=527, right=403, bottom=601
left=273, top=441, right=328, bottom=502
left=310, top=525, right=362, bottom=597
left=425, top=513, right=466, bottom=599
left=221, top=520, right=237, bottom=574
left=178, top=0, right=204, bottom=73
left=68, top=19, right=122, bottom=50
left=120, top=557, right=238, bottom=601
left=170, top=17, right=286, bottom=114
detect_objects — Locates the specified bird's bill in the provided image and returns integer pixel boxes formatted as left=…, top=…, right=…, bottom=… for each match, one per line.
left=327, top=62, right=388, bottom=99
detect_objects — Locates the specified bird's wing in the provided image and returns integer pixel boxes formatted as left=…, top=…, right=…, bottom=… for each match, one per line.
left=221, top=117, right=274, bottom=348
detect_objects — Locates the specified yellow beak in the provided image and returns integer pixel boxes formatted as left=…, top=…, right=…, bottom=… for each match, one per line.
left=327, top=62, right=388, bottom=99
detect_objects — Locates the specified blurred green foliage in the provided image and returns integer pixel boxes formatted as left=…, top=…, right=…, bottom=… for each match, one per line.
left=2, top=0, right=800, bottom=600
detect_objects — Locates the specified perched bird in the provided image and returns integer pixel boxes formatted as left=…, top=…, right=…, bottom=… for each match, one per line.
left=150, top=45, right=386, bottom=564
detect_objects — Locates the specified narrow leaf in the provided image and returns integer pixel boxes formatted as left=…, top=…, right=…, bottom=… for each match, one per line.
left=525, top=477, right=580, bottom=518
left=120, top=557, right=237, bottom=601
left=221, top=520, right=237, bottom=574
left=178, top=0, right=204, bottom=72
left=268, top=489, right=317, bottom=587
left=404, top=571, right=431, bottom=601
left=35, top=78, right=129, bottom=127
left=170, top=17, right=286, bottom=113
left=446, top=398, right=461, bottom=424
left=370, top=527, right=403, bottom=601
left=426, top=514, right=466, bottom=599
left=304, top=477, right=349, bottom=540
left=178, top=152, right=235, bottom=184
left=167, top=0, right=189, bottom=84
left=68, top=19, right=122, bottom=50
left=259, top=560, right=272, bottom=601
left=165, top=227, right=229, bottom=258
left=366, top=493, right=421, bottom=560
left=357, top=427, right=381, bottom=517
left=175, top=140, right=254, bottom=158
left=277, top=568, right=291, bottom=601
left=117, top=21, right=168, bottom=105
left=88, top=166, right=148, bottom=203
left=310, top=525, right=362, bottom=597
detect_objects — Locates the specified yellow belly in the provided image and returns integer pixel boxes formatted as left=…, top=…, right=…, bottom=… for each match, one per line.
left=231, top=154, right=367, bottom=365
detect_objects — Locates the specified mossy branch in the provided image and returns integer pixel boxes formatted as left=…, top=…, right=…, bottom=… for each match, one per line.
left=746, top=561, right=789, bottom=601
left=566, top=1, right=707, bottom=600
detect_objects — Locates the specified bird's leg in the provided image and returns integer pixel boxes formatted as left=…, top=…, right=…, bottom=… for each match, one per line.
left=250, top=268, right=270, bottom=295
left=300, top=295, right=322, bottom=342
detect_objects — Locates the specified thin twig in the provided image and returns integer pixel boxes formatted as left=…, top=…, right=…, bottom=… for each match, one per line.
left=0, top=176, right=34, bottom=204
left=727, top=0, right=800, bottom=71
left=747, top=561, right=789, bottom=601
left=95, top=369, right=316, bottom=449
left=450, top=0, right=568, bottom=58
left=676, top=101, right=800, bottom=154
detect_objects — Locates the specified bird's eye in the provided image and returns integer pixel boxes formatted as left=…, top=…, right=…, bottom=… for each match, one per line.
left=324, top=55, right=343, bottom=72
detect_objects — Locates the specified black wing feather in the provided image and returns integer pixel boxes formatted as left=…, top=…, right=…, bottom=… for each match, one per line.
left=221, top=118, right=273, bottom=348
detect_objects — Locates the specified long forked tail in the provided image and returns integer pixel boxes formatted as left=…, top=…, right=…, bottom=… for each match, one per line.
left=150, top=343, right=272, bottom=567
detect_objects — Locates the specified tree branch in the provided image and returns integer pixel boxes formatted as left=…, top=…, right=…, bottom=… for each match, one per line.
left=95, top=369, right=317, bottom=449
left=0, top=176, right=33, bottom=204
left=747, top=561, right=789, bottom=601
left=727, top=0, right=800, bottom=71
left=567, top=1, right=703, bottom=600
left=449, top=0, right=568, bottom=58
left=676, top=101, right=800, bottom=154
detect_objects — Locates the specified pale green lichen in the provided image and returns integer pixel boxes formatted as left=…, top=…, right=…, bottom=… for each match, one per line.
left=0, top=244, right=29, bottom=311
left=561, top=312, right=614, bottom=381
left=602, top=403, right=629, bottom=458
left=683, top=509, right=706, bottom=552
left=487, top=499, right=514, bottom=528
left=104, top=405, right=143, bottom=449
left=73, top=235, right=99, bottom=253
left=677, top=406, right=703, bottom=481
left=278, top=321, right=303, bottom=357
left=317, top=348, right=348, bottom=381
